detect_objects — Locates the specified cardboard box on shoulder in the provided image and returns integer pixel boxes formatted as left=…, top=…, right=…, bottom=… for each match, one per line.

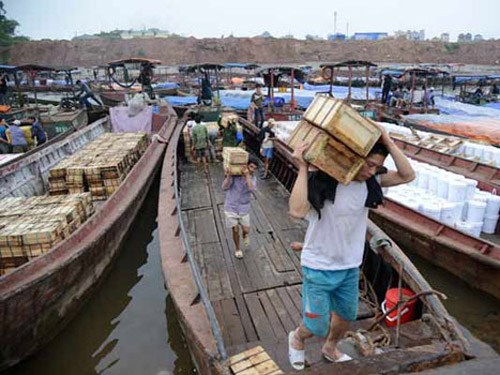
left=304, top=95, right=381, bottom=157
left=287, top=120, right=365, bottom=184
left=223, top=147, right=249, bottom=175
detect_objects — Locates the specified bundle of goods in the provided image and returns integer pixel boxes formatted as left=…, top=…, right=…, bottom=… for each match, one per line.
left=385, top=156, right=500, bottom=237
left=48, top=132, right=148, bottom=200
left=0, top=193, right=94, bottom=275
left=223, top=147, right=249, bottom=175
left=220, top=113, right=239, bottom=128
left=288, top=95, right=381, bottom=184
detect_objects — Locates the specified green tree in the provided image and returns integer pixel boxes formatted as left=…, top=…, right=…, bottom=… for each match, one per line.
left=0, top=1, right=29, bottom=63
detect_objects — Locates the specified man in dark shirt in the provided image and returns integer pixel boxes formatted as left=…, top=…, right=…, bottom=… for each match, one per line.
left=381, top=75, right=392, bottom=104
left=251, top=84, right=265, bottom=128
left=0, top=74, right=8, bottom=105
left=29, top=116, right=47, bottom=146
left=75, top=80, right=102, bottom=108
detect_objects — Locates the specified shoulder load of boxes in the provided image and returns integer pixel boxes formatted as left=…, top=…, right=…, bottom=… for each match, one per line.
left=223, top=147, right=249, bottom=175
left=49, top=132, right=148, bottom=200
left=286, top=95, right=381, bottom=184
left=385, top=156, right=500, bottom=237
left=0, top=132, right=149, bottom=275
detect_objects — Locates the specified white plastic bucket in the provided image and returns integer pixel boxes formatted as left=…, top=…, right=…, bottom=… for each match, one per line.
left=404, top=199, right=421, bottom=212
left=440, top=202, right=457, bottom=226
left=470, top=222, right=483, bottom=237
left=473, top=144, right=484, bottom=160
left=448, top=180, right=467, bottom=202
left=464, top=179, right=478, bottom=200
left=483, top=148, right=494, bottom=163
left=437, top=177, right=449, bottom=199
left=485, top=195, right=500, bottom=216
left=464, top=143, right=475, bottom=158
left=466, top=200, right=487, bottom=223
left=428, top=172, right=439, bottom=195
left=482, top=215, right=499, bottom=234
left=451, top=202, right=465, bottom=222
left=422, top=202, right=441, bottom=220
left=455, top=221, right=475, bottom=236
left=418, top=170, right=430, bottom=190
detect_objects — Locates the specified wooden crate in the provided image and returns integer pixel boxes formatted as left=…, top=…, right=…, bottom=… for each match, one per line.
left=288, top=120, right=364, bottom=184
left=223, top=147, right=249, bottom=165
left=303, top=96, right=381, bottom=157
left=229, top=346, right=282, bottom=375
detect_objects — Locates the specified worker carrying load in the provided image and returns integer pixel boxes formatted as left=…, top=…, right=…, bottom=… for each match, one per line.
left=286, top=96, right=415, bottom=370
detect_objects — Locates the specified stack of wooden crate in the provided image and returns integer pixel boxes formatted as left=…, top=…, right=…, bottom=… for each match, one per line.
left=48, top=132, right=148, bottom=200
left=223, top=147, right=249, bottom=175
left=287, top=95, right=381, bottom=184
left=0, top=193, right=94, bottom=275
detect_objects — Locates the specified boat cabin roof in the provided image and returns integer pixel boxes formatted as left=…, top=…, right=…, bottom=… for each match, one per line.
left=321, top=60, right=377, bottom=68
left=107, top=58, right=162, bottom=67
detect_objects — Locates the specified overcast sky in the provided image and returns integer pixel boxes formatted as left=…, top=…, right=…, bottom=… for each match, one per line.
left=6, top=0, right=500, bottom=41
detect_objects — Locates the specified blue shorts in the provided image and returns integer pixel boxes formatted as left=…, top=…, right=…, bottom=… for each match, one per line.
left=261, top=147, right=273, bottom=159
left=302, top=266, right=359, bottom=337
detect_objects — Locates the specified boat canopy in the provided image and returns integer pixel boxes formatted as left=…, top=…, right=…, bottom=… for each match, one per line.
left=453, top=74, right=500, bottom=84
left=321, top=60, right=377, bottom=68
left=184, top=63, right=225, bottom=73
left=107, top=58, right=162, bottom=67
left=224, top=63, right=260, bottom=70
left=256, top=66, right=307, bottom=84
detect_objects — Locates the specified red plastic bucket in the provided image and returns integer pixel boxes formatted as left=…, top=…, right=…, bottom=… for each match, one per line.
left=381, top=288, right=417, bottom=327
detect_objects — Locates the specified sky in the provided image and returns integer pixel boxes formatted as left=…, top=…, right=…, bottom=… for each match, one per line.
left=6, top=0, right=500, bottom=42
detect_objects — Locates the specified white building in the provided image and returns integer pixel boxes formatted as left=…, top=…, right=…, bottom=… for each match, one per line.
left=440, top=33, right=450, bottom=42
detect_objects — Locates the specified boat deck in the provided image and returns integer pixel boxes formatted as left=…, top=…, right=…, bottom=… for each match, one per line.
left=180, top=161, right=387, bottom=372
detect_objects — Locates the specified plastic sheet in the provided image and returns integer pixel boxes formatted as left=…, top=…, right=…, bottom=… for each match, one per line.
left=110, top=106, right=153, bottom=133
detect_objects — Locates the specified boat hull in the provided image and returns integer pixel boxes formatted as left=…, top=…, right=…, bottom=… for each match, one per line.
left=370, top=199, right=500, bottom=299
left=0, top=106, right=178, bottom=370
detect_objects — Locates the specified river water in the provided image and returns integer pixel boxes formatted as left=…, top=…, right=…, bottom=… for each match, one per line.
left=5, top=176, right=500, bottom=374
left=5, top=177, right=196, bottom=375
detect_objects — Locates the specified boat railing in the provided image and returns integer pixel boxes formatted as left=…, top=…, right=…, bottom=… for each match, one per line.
left=172, top=125, right=228, bottom=361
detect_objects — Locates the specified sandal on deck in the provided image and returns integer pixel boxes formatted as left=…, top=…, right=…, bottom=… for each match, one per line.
left=234, top=249, right=243, bottom=259
left=288, top=331, right=305, bottom=371
left=323, top=352, right=352, bottom=363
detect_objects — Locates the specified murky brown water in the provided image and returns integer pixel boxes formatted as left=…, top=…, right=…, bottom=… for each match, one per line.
left=407, top=251, right=500, bottom=353
left=5, top=177, right=196, bottom=375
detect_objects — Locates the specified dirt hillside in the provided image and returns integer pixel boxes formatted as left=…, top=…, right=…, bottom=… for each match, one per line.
left=8, top=37, right=500, bottom=67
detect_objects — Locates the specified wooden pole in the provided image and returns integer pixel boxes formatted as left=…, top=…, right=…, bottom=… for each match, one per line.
left=329, top=67, right=334, bottom=97
left=348, top=65, right=352, bottom=104
left=365, top=65, right=370, bottom=104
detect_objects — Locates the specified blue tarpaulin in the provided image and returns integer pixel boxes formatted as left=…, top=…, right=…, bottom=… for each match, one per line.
left=154, top=82, right=180, bottom=89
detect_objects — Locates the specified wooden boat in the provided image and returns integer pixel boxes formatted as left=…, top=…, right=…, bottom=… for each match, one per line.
left=271, top=119, right=500, bottom=300
left=392, top=137, right=500, bottom=192
left=157, top=114, right=495, bottom=375
left=0, top=104, right=178, bottom=370
left=0, top=108, right=105, bottom=170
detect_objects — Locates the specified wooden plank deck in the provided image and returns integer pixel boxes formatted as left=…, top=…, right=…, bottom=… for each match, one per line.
left=180, top=162, right=378, bottom=372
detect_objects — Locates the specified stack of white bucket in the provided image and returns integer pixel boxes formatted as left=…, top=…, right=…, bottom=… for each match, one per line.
left=384, top=156, right=500, bottom=237
left=455, top=142, right=500, bottom=166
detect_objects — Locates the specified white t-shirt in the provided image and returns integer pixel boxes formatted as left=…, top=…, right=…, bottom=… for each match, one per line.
left=301, top=180, right=369, bottom=271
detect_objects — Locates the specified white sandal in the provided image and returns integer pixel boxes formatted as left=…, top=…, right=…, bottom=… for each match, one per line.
left=323, top=352, right=352, bottom=362
left=288, top=331, right=305, bottom=370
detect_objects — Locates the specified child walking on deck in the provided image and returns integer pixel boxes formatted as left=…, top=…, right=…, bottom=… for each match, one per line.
left=222, top=156, right=259, bottom=259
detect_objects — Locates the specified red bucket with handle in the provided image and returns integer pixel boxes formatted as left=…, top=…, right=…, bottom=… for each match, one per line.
left=381, top=288, right=417, bottom=327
